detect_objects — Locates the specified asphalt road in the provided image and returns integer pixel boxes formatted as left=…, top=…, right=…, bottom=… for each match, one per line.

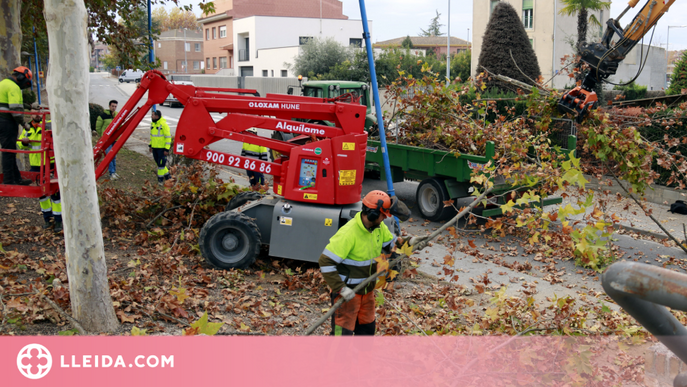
left=89, top=72, right=687, bottom=309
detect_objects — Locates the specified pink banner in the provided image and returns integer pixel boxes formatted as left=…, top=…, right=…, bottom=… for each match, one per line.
left=2, top=336, right=646, bottom=386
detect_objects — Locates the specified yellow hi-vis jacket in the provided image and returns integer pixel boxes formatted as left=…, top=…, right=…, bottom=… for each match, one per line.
left=17, top=121, right=53, bottom=167
left=0, top=78, right=24, bottom=124
left=318, top=212, right=396, bottom=294
left=149, top=117, right=172, bottom=150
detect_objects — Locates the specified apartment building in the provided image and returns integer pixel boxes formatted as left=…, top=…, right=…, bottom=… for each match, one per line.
left=198, top=0, right=368, bottom=76
left=154, top=29, right=204, bottom=74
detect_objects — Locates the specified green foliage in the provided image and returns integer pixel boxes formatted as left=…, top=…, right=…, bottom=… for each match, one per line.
left=291, top=38, right=353, bottom=79
left=314, top=50, right=370, bottom=83
left=668, top=51, right=687, bottom=95
left=401, top=36, right=414, bottom=49
left=419, top=10, right=445, bottom=37
left=613, top=82, right=647, bottom=101
left=16, top=1, right=214, bottom=74
left=89, top=103, right=104, bottom=132
left=152, top=6, right=199, bottom=32
left=477, top=2, right=541, bottom=92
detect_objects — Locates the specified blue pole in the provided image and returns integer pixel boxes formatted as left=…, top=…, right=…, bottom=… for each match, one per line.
left=148, top=0, right=154, bottom=66
left=358, top=0, right=395, bottom=198
left=33, top=27, right=41, bottom=105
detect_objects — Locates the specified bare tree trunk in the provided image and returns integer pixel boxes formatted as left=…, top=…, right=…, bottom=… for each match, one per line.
left=44, top=0, right=119, bottom=333
left=576, top=7, right=589, bottom=83
left=0, top=0, right=22, bottom=79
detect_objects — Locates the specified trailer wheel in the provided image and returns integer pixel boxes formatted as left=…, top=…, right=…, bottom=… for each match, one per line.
left=225, top=191, right=264, bottom=211
left=270, top=131, right=295, bottom=161
left=200, top=212, right=261, bottom=270
left=416, top=178, right=455, bottom=222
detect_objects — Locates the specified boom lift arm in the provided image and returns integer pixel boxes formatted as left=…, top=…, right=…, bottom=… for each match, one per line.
left=558, top=0, right=675, bottom=121
left=94, top=70, right=369, bottom=206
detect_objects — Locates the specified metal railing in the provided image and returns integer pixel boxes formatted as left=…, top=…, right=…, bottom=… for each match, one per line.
left=602, top=261, right=687, bottom=384
left=238, top=49, right=248, bottom=62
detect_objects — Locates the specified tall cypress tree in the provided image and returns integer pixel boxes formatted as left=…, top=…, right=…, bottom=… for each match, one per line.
left=477, top=2, right=541, bottom=92
left=668, top=51, right=687, bottom=96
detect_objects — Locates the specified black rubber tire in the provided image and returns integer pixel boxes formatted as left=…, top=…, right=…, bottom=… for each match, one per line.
left=199, top=211, right=261, bottom=270
left=118, top=79, right=123, bottom=83
left=225, top=191, right=264, bottom=211
left=416, top=178, right=455, bottom=221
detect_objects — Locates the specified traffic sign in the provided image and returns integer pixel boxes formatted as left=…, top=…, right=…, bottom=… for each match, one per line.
left=38, top=71, right=44, bottom=78
left=116, top=66, right=121, bottom=71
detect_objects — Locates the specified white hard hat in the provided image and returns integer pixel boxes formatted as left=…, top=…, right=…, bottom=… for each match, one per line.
left=246, top=128, right=258, bottom=134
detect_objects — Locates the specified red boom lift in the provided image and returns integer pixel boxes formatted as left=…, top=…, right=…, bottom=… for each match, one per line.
left=4, top=70, right=391, bottom=269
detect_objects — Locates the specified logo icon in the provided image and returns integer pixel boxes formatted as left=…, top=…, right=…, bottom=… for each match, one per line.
left=17, top=344, right=52, bottom=379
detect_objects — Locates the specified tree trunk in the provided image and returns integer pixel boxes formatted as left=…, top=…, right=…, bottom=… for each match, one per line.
left=577, top=7, right=588, bottom=50
left=44, top=0, right=119, bottom=333
left=576, top=7, right=589, bottom=82
left=0, top=0, right=22, bottom=80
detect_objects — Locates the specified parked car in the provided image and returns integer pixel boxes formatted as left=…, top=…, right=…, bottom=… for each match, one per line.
left=118, top=69, right=144, bottom=83
left=161, top=81, right=194, bottom=107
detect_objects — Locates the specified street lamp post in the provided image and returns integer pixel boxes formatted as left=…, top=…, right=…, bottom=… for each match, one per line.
left=446, top=0, right=450, bottom=85
left=666, top=25, right=687, bottom=87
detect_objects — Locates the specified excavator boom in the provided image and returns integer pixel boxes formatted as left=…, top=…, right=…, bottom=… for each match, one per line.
left=558, top=0, right=676, bottom=121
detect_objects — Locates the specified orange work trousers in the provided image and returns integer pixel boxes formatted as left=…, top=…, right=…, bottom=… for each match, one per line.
left=331, top=291, right=376, bottom=336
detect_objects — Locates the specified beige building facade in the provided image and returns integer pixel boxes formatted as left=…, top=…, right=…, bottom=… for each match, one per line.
left=472, top=0, right=606, bottom=89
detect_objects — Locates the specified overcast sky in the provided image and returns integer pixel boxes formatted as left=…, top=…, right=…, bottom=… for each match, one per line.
left=167, top=0, right=687, bottom=51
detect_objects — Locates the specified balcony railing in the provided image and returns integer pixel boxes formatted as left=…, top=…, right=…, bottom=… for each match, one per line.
left=238, top=49, right=249, bottom=62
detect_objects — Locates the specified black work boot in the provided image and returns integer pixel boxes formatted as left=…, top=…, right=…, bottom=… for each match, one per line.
left=43, top=220, right=52, bottom=229
left=54, top=221, right=63, bottom=233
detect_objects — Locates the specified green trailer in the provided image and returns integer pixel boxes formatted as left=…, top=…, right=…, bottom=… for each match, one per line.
left=365, top=135, right=577, bottom=221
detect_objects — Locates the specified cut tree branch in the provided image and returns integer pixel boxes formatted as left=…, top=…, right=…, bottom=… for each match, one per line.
left=38, top=292, right=87, bottom=335
left=304, top=185, right=494, bottom=335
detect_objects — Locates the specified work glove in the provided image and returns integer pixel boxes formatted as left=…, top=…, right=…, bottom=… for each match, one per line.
left=409, top=235, right=430, bottom=251
left=339, top=286, right=355, bottom=302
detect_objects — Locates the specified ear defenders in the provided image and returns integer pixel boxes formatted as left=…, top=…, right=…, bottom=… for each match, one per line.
left=364, top=199, right=385, bottom=223
left=13, top=66, right=33, bottom=90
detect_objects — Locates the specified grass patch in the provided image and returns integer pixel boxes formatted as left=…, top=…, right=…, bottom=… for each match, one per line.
left=97, top=148, right=157, bottom=190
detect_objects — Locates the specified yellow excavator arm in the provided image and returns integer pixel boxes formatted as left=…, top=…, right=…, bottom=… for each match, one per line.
left=558, top=0, right=676, bottom=121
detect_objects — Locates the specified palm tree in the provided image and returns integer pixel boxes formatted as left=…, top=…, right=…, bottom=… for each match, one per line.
left=559, top=0, right=611, bottom=51
left=559, top=0, right=611, bottom=83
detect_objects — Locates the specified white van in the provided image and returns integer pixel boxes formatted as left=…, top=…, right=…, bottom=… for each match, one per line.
left=118, top=69, right=144, bottom=83
left=162, top=81, right=194, bottom=107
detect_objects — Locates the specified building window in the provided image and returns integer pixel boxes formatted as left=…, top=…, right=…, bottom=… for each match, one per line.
left=206, top=58, right=210, bottom=69
left=219, top=57, right=227, bottom=69
left=181, top=61, right=187, bottom=70
left=163, top=61, right=168, bottom=70
left=194, top=61, right=200, bottom=70
left=349, top=38, right=362, bottom=48
left=262, top=70, right=268, bottom=77
left=271, top=70, right=274, bottom=77
left=522, top=0, right=533, bottom=29
left=195, top=43, right=201, bottom=52
left=213, top=57, right=217, bottom=69
left=185, top=42, right=190, bottom=52
left=299, top=36, right=313, bottom=45
left=529, top=38, right=534, bottom=46
left=490, top=0, right=499, bottom=14
left=212, top=27, right=216, bottom=39
left=281, top=70, right=288, bottom=77
left=219, top=25, right=227, bottom=38
left=206, top=29, right=209, bottom=40
left=158, top=42, right=161, bottom=48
